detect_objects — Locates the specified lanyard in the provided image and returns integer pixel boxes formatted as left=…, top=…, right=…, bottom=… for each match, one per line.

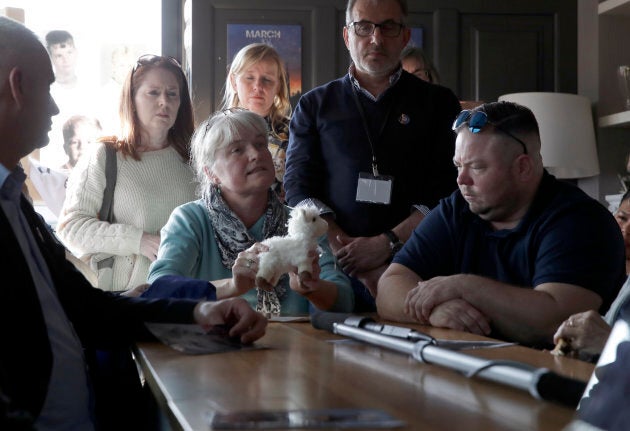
left=350, top=85, right=394, bottom=177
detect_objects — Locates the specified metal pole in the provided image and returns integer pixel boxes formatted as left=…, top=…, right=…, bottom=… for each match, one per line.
left=333, top=323, right=580, bottom=405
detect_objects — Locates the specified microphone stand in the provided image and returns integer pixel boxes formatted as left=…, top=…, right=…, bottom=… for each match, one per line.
left=333, top=322, right=586, bottom=407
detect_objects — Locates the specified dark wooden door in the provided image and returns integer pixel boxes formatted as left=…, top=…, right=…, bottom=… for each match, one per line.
left=186, top=0, right=576, bottom=121
left=459, top=14, right=555, bottom=102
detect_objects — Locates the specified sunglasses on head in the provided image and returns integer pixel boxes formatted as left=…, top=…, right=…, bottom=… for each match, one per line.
left=132, top=54, right=182, bottom=75
left=452, top=110, right=528, bottom=155
left=204, top=107, right=251, bottom=134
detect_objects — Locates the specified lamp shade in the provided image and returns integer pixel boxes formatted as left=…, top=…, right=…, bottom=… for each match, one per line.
left=498, top=92, right=600, bottom=179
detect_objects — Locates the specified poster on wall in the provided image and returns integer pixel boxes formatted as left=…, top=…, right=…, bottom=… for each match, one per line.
left=227, top=24, right=302, bottom=107
left=408, top=27, right=424, bottom=48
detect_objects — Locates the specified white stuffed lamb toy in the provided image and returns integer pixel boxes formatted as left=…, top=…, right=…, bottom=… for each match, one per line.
left=256, top=205, right=328, bottom=290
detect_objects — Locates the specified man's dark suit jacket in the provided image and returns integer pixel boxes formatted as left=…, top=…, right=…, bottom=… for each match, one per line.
left=0, top=196, right=198, bottom=421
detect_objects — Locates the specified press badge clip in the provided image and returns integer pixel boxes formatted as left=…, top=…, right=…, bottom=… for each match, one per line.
left=356, top=171, right=393, bottom=205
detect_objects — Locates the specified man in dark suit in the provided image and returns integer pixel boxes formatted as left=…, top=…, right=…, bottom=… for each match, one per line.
left=0, top=16, right=267, bottom=430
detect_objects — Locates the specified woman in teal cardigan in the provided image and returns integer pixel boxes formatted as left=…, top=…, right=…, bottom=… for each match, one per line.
left=146, top=109, right=353, bottom=316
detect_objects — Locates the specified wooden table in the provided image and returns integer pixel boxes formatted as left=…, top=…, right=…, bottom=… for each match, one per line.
left=134, top=320, right=594, bottom=431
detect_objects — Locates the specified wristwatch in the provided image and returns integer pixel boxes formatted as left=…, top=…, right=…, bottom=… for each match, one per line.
left=383, top=230, right=404, bottom=258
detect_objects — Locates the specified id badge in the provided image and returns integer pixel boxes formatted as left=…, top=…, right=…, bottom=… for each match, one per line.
left=355, top=172, right=393, bottom=205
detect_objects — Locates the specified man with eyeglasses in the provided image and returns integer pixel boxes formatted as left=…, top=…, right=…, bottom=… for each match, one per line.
left=285, top=0, right=461, bottom=311
left=377, top=101, right=626, bottom=347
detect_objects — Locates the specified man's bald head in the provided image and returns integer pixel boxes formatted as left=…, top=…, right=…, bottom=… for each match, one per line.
left=0, top=16, right=59, bottom=169
left=0, top=17, right=43, bottom=75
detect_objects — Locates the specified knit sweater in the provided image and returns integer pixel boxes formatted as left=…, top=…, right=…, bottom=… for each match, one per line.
left=57, top=143, right=197, bottom=291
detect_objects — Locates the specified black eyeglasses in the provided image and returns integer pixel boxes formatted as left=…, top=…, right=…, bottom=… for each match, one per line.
left=132, top=54, right=182, bottom=75
left=452, top=110, right=528, bottom=155
left=347, top=20, right=405, bottom=38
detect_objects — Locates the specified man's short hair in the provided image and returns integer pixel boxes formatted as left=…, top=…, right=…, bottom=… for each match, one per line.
left=473, top=101, right=540, bottom=139
left=45, top=30, right=74, bottom=53
left=346, top=0, right=408, bottom=24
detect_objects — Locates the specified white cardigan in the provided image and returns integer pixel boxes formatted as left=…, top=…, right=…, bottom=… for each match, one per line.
left=57, top=143, right=197, bottom=291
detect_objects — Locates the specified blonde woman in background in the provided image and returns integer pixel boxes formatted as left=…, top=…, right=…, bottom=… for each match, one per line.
left=220, top=43, right=291, bottom=201
left=58, top=55, right=197, bottom=291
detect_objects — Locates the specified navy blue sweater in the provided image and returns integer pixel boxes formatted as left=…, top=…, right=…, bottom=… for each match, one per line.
left=285, top=71, right=461, bottom=236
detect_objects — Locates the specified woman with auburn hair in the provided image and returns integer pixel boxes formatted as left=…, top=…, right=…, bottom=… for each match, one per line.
left=220, top=43, right=291, bottom=201
left=58, top=55, right=197, bottom=291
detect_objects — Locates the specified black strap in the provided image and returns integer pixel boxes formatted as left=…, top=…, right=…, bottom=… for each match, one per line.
left=99, top=145, right=117, bottom=223
left=350, top=84, right=394, bottom=177
left=96, top=145, right=117, bottom=272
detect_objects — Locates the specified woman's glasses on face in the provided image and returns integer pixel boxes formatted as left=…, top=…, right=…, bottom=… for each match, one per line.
left=452, top=110, right=528, bottom=155
left=132, top=54, right=183, bottom=75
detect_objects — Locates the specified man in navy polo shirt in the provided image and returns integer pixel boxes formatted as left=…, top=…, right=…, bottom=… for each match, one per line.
left=377, top=101, right=625, bottom=346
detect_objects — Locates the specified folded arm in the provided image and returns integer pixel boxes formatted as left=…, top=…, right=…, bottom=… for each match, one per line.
left=378, top=264, right=603, bottom=345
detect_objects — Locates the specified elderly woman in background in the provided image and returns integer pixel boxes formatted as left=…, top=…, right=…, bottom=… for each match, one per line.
left=220, top=43, right=291, bottom=201
left=146, top=109, right=353, bottom=316
left=553, top=190, right=630, bottom=359
left=400, top=46, right=440, bottom=84
left=58, top=55, right=197, bottom=291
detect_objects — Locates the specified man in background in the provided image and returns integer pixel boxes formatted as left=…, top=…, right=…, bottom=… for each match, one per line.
left=377, top=101, right=625, bottom=347
left=41, top=29, right=96, bottom=168
left=284, top=0, right=460, bottom=311
left=46, top=30, right=79, bottom=92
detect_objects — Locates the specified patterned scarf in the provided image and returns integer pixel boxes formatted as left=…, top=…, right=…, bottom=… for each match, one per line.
left=203, top=185, right=288, bottom=316
left=266, top=116, right=289, bottom=198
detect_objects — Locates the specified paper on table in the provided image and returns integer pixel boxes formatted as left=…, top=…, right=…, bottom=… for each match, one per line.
left=144, top=323, right=262, bottom=355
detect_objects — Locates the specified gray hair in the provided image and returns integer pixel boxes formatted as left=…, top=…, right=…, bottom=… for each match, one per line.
left=400, top=45, right=440, bottom=84
left=345, top=0, right=408, bottom=24
left=191, top=109, right=269, bottom=192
